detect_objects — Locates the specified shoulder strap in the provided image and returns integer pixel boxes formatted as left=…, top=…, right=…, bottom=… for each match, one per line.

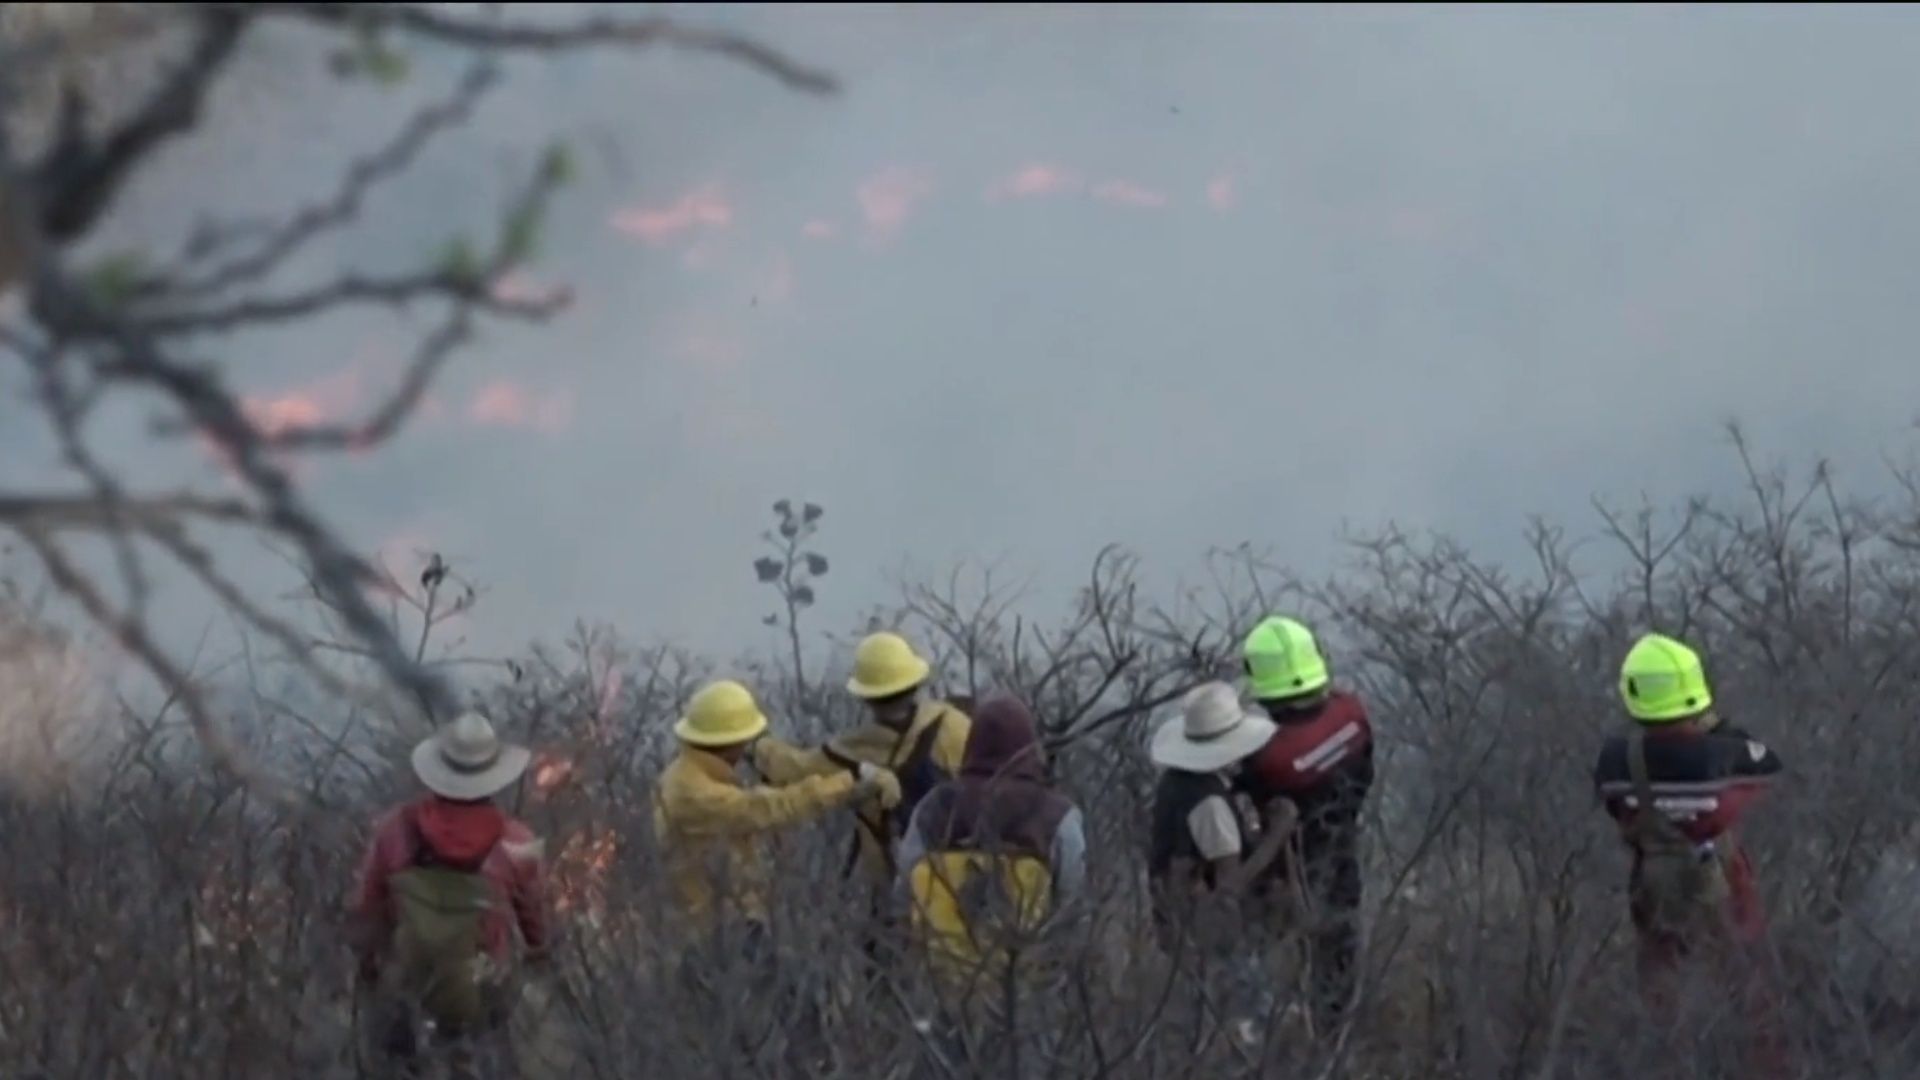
left=1627, top=727, right=1657, bottom=821
left=901, top=709, right=947, bottom=775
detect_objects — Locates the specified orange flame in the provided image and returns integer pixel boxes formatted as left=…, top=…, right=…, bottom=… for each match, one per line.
left=490, top=272, right=575, bottom=310
left=467, top=380, right=574, bottom=434
left=856, top=166, right=935, bottom=241
left=1206, top=173, right=1238, bottom=212
left=1092, top=179, right=1169, bottom=209
left=549, top=826, right=618, bottom=918
left=986, top=163, right=1082, bottom=202
left=609, top=184, right=733, bottom=245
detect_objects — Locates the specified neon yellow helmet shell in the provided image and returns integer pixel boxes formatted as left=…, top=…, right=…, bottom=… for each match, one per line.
left=1619, top=633, right=1714, bottom=723
left=675, top=679, right=770, bottom=747
left=1243, top=616, right=1331, bottom=701
left=847, top=632, right=932, bottom=700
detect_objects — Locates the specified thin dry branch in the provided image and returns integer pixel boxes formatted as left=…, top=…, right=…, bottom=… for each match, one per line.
left=245, top=2, right=840, bottom=93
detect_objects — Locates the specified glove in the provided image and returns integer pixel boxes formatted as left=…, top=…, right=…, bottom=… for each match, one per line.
left=855, top=762, right=902, bottom=809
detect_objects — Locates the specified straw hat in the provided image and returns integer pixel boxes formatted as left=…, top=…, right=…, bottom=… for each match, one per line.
left=1149, top=681, right=1277, bottom=773
left=411, top=711, right=531, bottom=801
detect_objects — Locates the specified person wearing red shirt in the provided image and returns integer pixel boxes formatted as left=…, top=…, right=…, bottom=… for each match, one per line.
left=349, top=711, right=550, bottom=1075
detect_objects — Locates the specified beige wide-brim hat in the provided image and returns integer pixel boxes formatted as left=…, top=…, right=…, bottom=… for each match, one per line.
left=412, top=711, right=532, bottom=801
left=1150, top=681, right=1277, bottom=773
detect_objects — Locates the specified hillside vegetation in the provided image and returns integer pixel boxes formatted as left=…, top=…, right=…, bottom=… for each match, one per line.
left=5, top=442, right=1920, bottom=1078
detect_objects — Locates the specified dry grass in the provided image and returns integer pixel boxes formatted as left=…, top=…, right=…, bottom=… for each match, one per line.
left=4, top=441, right=1920, bottom=1077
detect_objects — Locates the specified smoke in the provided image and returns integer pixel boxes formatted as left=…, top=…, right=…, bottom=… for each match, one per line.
left=0, top=605, right=113, bottom=801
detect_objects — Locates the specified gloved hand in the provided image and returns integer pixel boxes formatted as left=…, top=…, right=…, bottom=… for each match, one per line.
left=854, top=761, right=902, bottom=809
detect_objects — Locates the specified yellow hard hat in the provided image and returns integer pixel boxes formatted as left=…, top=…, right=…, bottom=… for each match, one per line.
left=847, top=632, right=932, bottom=700
left=675, top=679, right=769, bottom=747
left=1243, top=616, right=1331, bottom=701
left=1619, top=633, right=1713, bottom=723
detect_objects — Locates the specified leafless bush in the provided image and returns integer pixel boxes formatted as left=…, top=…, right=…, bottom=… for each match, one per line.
left=5, top=435, right=1920, bottom=1077
left=4, top=8, right=1917, bottom=1077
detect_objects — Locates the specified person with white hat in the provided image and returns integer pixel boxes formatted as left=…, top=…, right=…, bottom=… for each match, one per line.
left=1147, top=681, right=1294, bottom=913
left=348, top=710, right=550, bottom=1074
left=1147, top=681, right=1297, bottom=1045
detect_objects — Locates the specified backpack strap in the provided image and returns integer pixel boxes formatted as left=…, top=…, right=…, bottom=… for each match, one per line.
left=1627, top=726, right=1656, bottom=823
left=898, top=709, right=948, bottom=778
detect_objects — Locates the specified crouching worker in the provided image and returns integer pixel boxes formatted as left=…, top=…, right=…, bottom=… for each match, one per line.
left=350, top=711, right=551, bottom=1078
left=1149, top=682, right=1294, bottom=1041
left=1236, top=615, right=1375, bottom=1034
left=1593, top=633, right=1787, bottom=1077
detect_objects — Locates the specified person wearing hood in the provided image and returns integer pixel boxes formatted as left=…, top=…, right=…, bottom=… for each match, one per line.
left=349, top=711, right=550, bottom=1075
left=895, top=695, right=1085, bottom=950
left=894, top=694, right=1084, bottom=1062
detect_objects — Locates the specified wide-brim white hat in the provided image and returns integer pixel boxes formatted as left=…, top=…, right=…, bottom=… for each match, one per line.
left=412, top=711, right=532, bottom=801
left=1149, top=681, right=1277, bottom=772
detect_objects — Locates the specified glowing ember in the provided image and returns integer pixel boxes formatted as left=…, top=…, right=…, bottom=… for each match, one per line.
left=532, top=753, right=577, bottom=795
left=549, top=827, right=618, bottom=918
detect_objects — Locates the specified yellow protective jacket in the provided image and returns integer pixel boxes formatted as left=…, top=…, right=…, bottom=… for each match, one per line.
left=752, top=700, right=971, bottom=884
left=652, top=745, right=859, bottom=925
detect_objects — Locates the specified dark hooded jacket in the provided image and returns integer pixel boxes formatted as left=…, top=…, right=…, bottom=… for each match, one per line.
left=896, top=695, right=1087, bottom=904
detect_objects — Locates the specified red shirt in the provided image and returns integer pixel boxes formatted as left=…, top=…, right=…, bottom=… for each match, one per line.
left=349, top=796, right=551, bottom=974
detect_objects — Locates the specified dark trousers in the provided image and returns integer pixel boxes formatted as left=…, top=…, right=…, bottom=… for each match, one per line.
left=365, top=987, right=513, bottom=1079
left=1254, top=814, right=1363, bottom=1033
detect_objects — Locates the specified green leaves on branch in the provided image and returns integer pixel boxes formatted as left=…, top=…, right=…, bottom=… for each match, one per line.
left=330, top=28, right=412, bottom=86
left=754, top=500, right=829, bottom=617
left=501, top=206, right=542, bottom=265
left=541, top=143, right=578, bottom=188
left=434, top=236, right=482, bottom=287
left=81, top=250, right=149, bottom=310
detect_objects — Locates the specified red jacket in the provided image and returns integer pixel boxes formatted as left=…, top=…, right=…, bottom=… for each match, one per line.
left=350, top=796, right=551, bottom=976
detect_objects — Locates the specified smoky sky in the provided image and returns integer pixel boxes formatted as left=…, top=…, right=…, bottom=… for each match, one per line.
left=6, top=3, right=1920, bottom=666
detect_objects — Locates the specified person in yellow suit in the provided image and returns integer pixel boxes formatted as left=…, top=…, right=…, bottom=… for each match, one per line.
left=654, top=678, right=899, bottom=1063
left=654, top=679, right=901, bottom=931
left=753, top=632, right=972, bottom=885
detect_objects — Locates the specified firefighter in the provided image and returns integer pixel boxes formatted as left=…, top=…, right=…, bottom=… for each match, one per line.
left=1593, top=632, right=1786, bottom=1075
left=1234, top=615, right=1375, bottom=1035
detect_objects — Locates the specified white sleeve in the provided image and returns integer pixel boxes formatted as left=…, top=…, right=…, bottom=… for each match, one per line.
left=1186, top=794, right=1243, bottom=862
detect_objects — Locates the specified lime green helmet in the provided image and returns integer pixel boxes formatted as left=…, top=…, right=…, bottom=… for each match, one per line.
left=1243, top=616, right=1331, bottom=701
left=1619, top=633, right=1713, bottom=723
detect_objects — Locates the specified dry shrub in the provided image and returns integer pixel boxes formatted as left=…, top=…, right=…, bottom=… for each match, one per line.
left=6, top=437, right=1920, bottom=1077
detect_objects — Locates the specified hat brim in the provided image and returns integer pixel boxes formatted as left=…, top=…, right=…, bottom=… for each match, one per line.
left=1149, top=712, right=1277, bottom=772
left=846, top=658, right=931, bottom=700
left=673, top=710, right=769, bottom=748
left=412, top=739, right=532, bottom=801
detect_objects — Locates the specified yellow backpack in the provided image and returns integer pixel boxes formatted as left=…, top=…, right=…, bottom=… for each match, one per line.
left=907, top=849, right=1054, bottom=989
